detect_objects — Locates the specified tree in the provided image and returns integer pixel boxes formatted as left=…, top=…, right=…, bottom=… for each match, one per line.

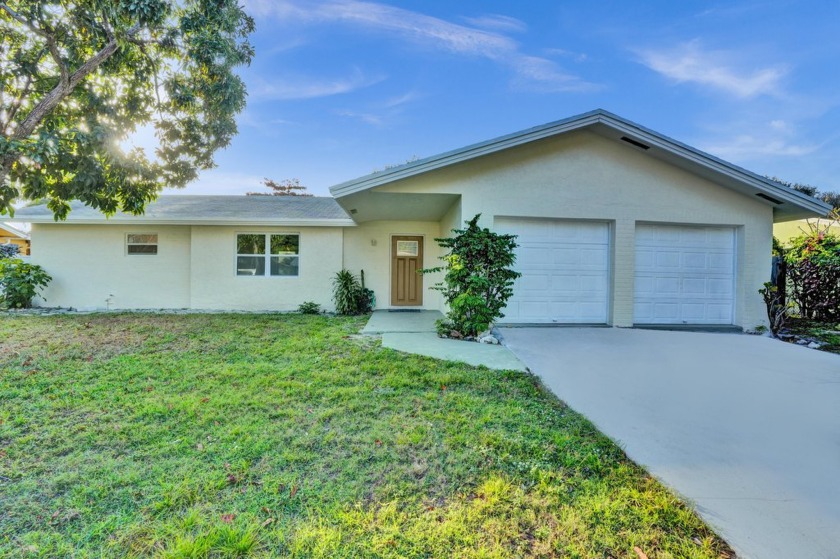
left=423, top=214, right=521, bottom=337
left=246, top=177, right=312, bottom=197
left=0, top=1, right=255, bottom=219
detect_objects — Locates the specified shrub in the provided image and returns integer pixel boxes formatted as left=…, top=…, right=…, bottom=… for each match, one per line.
left=0, top=259, right=52, bottom=309
left=298, top=301, right=321, bottom=314
left=784, top=232, right=840, bottom=322
left=332, top=269, right=373, bottom=315
left=423, top=214, right=520, bottom=337
left=758, top=282, right=789, bottom=337
left=0, top=244, right=20, bottom=259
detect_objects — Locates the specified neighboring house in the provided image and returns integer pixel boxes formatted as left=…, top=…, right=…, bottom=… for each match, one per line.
left=774, top=218, right=839, bottom=245
left=9, top=110, right=830, bottom=329
left=0, top=223, right=30, bottom=256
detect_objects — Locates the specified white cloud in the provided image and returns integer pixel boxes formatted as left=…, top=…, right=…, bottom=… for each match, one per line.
left=462, top=14, right=527, bottom=33
left=636, top=40, right=787, bottom=98
left=251, top=68, right=385, bottom=100
left=249, top=0, right=596, bottom=93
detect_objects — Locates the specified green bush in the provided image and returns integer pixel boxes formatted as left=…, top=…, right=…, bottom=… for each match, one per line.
left=0, top=244, right=20, bottom=259
left=0, top=259, right=52, bottom=309
left=297, top=301, right=321, bottom=314
left=332, top=270, right=373, bottom=315
left=784, top=231, right=840, bottom=322
left=423, top=214, right=520, bottom=337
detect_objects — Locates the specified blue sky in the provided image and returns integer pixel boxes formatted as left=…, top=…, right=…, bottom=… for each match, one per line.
left=163, top=0, right=840, bottom=197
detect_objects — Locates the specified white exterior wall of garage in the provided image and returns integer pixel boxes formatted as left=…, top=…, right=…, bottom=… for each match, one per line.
left=373, top=130, right=774, bottom=329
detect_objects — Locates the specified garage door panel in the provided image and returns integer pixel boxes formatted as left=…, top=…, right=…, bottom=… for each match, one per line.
left=634, top=224, right=735, bottom=325
left=496, top=217, right=610, bottom=324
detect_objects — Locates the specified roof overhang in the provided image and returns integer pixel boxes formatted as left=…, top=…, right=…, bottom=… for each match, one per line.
left=0, top=223, right=30, bottom=238
left=329, top=109, right=831, bottom=222
left=333, top=192, right=459, bottom=223
left=10, top=217, right=356, bottom=227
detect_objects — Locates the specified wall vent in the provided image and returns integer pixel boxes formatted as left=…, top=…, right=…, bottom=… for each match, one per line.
left=620, top=136, right=650, bottom=150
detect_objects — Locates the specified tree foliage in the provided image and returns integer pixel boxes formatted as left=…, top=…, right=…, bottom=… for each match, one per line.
left=768, top=176, right=840, bottom=212
left=424, top=214, right=521, bottom=337
left=0, top=0, right=255, bottom=219
left=247, top=177, right=312, bottom=197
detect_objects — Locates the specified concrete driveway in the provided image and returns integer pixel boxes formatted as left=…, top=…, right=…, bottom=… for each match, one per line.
left=500, top=327, right=840, bottom=559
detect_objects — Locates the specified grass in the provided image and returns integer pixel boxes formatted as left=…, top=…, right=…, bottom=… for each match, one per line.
left=786, top=319, right=840, bottom=354
left=0, top=313, right=733, bottom=558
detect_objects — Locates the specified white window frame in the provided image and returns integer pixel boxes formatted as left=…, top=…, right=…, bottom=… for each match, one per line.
left=235, top=232, right=300, bottom=277
left=126, top=233, right=158, bottom=256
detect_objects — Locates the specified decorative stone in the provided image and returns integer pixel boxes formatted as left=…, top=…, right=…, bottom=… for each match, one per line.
left=449, top=330, right=463, bottom=339
left=480, top=335, right=499, bottom=345
left=807, top=342, right=822, bottom=349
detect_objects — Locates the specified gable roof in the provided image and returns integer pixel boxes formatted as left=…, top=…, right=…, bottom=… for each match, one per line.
left=11, top=195, right=355, bottom=226
left=330, top=109, right=831, bottom=221
left=0, top=222, right=29, bottom=239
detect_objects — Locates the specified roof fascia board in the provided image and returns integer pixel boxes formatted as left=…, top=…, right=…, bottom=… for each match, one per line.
left=11, top=218, right=357, bottom=227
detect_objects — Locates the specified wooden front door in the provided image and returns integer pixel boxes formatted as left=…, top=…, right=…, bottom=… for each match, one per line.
left=391, top=236, right=424, bottom=306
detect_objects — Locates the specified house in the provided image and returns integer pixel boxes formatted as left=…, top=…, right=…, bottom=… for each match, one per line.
left=0, top=223, right=30, bottom=256
left=774, top=218, right=838, bottom=245
left=10, top=110, right=830, bottom=329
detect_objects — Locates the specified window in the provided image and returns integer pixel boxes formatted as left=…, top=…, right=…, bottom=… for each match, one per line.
left=396, top=240, right=419, bottom=256
left=127, top=233, right=158, bottom=255
left=236, top=233, right=299, bottom=276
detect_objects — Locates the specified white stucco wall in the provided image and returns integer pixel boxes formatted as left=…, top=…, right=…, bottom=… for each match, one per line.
left=30, top=224, right=191, bottom=310
left=373, top=130, right=774, bottom=328
left=28, top=224, right=344, bottom=312
left=189, top=226, right=343, bottom=311
left=342, top=220, right=445, bottom=310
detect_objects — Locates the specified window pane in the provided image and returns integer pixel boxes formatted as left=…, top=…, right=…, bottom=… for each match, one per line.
left=270, top=256, right=299, bottom=276
left=270, top=234, right=299, bottom=255
left=127, top=244, right=158, bottom=255
left=237, top=256, right=265, bottom=276
left=237, top=234, right=265, bottom=255
left=127, top=234, right=158, bottom=244
left=396, top=240, right=418, bottom=256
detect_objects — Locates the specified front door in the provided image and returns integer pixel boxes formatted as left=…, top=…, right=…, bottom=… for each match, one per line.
left=391, top=236, right=423, bottom=306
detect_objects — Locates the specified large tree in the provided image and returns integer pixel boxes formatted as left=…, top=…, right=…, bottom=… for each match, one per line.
left=0, top=0, right=254, bottom=219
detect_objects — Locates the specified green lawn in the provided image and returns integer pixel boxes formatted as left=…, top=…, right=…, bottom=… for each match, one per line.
left=0, top=314, right=733, bottom=558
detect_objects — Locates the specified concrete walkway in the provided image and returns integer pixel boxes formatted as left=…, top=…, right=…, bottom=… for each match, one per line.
left=501, top=327, right=840, bottom=559
left=362, top=310, right=527, bottom=371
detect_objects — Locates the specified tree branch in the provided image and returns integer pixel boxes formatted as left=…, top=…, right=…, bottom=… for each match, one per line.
left=2, top=73, right=34, bottom=135
left=9, top=42, right=117, bottom=145
left=0, top=3, right=69, bottom=85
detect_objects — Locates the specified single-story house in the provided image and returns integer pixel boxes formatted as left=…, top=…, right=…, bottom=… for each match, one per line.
left=0, top=223, right=30, bottom=255
left=10, top=109, right=831, bottom=329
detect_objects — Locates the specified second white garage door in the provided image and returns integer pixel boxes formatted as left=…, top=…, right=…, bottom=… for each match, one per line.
left=495, top=218, right=610, bottom=323
left=634, top=224, right=736, bottom=325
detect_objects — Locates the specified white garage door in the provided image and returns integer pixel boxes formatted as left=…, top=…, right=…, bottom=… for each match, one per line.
left=495, top=218, right=610, bottom=324
left=634, top=224, right=735, bottom=325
